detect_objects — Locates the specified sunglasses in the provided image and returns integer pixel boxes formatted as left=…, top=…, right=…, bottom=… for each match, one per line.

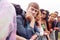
left=42, top=13, right=46, bottom=15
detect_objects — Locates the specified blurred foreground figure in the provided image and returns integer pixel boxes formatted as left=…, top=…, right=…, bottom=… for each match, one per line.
left=0, top=0, right=16, bottom=40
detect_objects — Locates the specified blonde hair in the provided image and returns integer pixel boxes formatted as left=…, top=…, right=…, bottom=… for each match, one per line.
left=49, top=13, right=58, bottom=18
left=35, top=10, right=41, bottom=21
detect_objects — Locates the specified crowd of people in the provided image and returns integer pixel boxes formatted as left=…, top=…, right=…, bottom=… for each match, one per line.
left=16, top=2, right=60, bottom=40
left=0, top=0, right=60, bottom=40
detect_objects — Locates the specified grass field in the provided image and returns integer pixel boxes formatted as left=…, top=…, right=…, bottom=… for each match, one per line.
left=58, top=32, right=60, bottom=40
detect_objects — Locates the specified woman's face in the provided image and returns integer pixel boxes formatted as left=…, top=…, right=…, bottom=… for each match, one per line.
left=41, top=11, right=47, bottom=19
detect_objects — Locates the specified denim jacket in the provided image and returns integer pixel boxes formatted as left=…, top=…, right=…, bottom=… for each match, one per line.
left=16, top=15, right=40, bottom=39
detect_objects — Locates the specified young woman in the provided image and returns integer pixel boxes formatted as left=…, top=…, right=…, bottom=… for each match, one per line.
left=36, top=9, right=50, bottom=40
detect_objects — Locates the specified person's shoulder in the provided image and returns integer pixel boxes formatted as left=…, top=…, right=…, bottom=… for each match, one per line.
left=17, top=15, right=25, bottom=20
left=17, top=15, right=22, bottom=18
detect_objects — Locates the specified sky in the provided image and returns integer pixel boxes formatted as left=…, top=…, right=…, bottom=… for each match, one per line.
left=9, top=0, right=60, bottom=16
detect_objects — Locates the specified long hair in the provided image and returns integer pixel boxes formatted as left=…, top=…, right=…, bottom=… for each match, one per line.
left=35, top=10, right=41, bottom=26
left=40, top=9, right=49, bottom=21
left=40, top=9, right=49, bottom=30
left=35, top=10, right=41, bottom=21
